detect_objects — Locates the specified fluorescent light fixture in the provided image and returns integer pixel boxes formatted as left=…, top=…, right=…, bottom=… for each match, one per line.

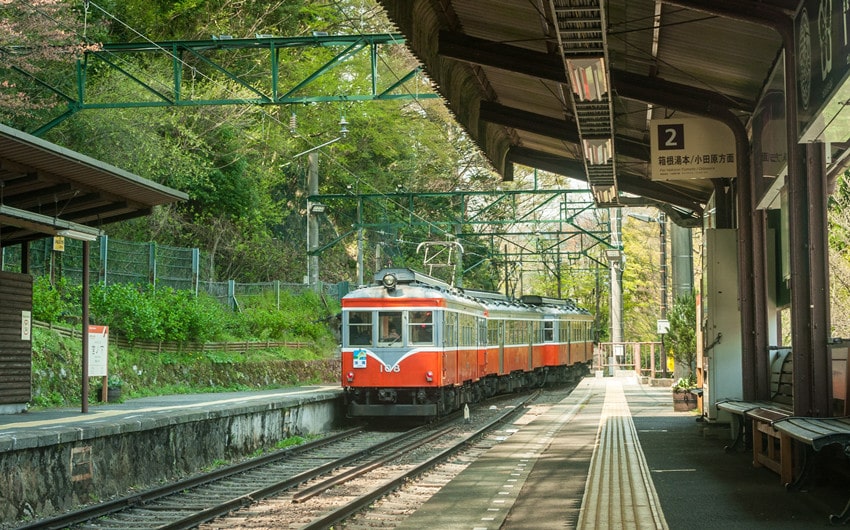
left=57, top=228, right=99, bottom=242
left=592, top=185, right=617, bottom=204
left=583, top=138, right=613, bottom=165
left=567, top=57, right=609, bottom=102
left=309, top=202, right=327, bottom=214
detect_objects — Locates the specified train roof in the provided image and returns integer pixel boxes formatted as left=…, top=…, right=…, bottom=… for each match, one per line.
left=344, top=268, right=590, bottom=316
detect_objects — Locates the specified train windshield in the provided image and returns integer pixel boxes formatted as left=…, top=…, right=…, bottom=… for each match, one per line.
left=345, top=309, right=436, bottom=347
left=409, top=310, right=434, bottom=345
left=349, top=311, right=373, bottom=346
left=378, top=311, right=403, bottom=345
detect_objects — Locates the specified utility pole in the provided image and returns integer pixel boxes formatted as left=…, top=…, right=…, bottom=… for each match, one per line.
left=307, top=152, right=319, bottom=290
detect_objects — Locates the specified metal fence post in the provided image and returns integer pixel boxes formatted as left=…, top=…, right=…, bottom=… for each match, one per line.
left=192, top=248, right=200, bottom=296
left=99, top=235, right=108, bottom=286
left=148, top=242, right=156, bottom=288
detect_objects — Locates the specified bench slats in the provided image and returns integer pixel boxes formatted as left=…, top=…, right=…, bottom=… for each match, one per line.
left=717, top=400, right=775, bottom=415
left=773, top=417, right=850, bottom=452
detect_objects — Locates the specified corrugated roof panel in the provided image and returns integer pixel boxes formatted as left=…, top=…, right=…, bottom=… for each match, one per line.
left=0, top=124, right=187, bottom=246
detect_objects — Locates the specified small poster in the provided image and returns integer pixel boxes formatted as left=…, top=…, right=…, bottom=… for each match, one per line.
left=353, top=349, right=367, bottom=369
left=88, top=325, right=109, bottom=377
left=21, top=310, right=31, bottom=341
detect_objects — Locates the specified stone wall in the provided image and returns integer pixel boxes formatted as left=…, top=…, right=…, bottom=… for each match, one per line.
left=0, top=390, right=343, bottom=525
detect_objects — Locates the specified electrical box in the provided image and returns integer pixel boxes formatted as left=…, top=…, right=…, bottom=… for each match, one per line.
left=701, top=228, right=742, bottom=421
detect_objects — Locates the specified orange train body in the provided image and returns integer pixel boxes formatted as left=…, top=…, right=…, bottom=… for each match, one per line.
left=341, top=269, right=594, bottom=417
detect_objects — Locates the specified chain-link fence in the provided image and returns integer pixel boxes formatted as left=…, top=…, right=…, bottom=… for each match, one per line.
left=1, top=235, right=349, bottom=306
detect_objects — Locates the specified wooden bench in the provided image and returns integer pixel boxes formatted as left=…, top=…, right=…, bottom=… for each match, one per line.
left=772, top=416, right=850, bottom=523
left=716, top=348, right=793, bottom=483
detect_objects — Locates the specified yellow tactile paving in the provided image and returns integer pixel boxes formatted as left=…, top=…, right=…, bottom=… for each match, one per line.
left=579, top=378, right=668, bottom=529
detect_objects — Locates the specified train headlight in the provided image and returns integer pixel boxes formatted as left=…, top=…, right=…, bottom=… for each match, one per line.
left=425, top=370, right=434, bottom=382
left=346, top=372, right=355, bottom=382
left=382, top=273, right=398, bottom=291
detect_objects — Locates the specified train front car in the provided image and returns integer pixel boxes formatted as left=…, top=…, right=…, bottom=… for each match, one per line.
left=341, top=268, right=484, bottom=417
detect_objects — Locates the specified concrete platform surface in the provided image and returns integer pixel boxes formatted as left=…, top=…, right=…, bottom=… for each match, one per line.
left=402, top=376, right=850, bottom=529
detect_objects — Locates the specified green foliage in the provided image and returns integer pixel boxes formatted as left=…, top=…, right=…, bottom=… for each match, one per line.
left=29, top=326, right=339, bottom=409
left=31, top=327, right=83, bottom=408
left=276, top=435, right=307, bottom=449
left=89, top=284, right=230, bottom=342
left=621, top=213, right=665, bottom=342
left=242, top=290, right=339, bottom=347
left=32, top=276, right=68, bottom=322
left=666, top=291, right=697, bottom=375
left=672, top=374, right=697, bottom=390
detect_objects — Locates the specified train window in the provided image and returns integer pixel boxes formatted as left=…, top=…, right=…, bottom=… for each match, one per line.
left=459, top=313, right=475, bottom=346
left=543, top=320, right=554, bottom=342
left=487, top=319, right=500, bottom=346
left=409, top=310, right=434, bottom=345
left=445, top=312, right=458, bottom=347
left=378, top=311, right=403, bottom=345
left=349, top=311, right=373, bottom=346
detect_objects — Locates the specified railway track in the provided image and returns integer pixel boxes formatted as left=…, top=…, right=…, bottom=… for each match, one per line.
left=19, top=392, right=538, bottom=530
left=203, top=391, right=546, bottom=529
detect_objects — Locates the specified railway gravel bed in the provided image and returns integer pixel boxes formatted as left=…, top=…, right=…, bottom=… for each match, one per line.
left=200, top=387, right=575, bottom=529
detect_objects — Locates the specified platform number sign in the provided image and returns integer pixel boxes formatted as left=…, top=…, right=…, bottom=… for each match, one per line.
left=353, top=348, right=367, bottom=368
left=657, top=123, right=685, bottom=151
left=650, top=118, right=736, bottom=181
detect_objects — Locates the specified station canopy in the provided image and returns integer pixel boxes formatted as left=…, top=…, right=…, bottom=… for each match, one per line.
left=376, top=0, right=850, bottom=224
left=0, top=123, right=187, bottom=247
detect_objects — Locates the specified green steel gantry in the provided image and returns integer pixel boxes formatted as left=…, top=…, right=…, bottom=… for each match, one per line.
left=16, top=33, right=436, bottom=136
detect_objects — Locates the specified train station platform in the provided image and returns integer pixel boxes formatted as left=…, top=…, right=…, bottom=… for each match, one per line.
left=0, top=386, right=342, bottom=525
left=3, top=378, right=849, bottom=528
left=401, top=375, right=850, bottom=529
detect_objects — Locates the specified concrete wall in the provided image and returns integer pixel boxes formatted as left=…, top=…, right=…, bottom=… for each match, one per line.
left=0, top=391, right=343, bottom=524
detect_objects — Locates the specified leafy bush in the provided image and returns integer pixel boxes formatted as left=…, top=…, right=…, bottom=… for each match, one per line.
left=242, top=290, right=338, bottom=344
left=90, top=284, right=230, bottom=342
left=40, top=280, right=337, bottom=347
left=90, top=283, right=161, bottom=341
left=32, top=276, right=65, bottom=322
left=666, top=291, right=697, bottom=376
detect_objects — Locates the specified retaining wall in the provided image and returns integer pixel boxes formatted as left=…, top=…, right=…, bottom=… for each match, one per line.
left=0, top=389, right=343, bottom=524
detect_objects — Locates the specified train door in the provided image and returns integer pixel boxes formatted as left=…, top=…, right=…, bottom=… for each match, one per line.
left=527, top=320, right=534, bottom=370
left=444, top=310, right=459, bottom=384
left=478, top=317, right=488, bottom=375
left=498, top=320, right=505, bottom=374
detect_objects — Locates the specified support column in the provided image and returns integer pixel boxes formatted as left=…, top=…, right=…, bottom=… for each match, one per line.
left=788, top=142, right=830, bottom=416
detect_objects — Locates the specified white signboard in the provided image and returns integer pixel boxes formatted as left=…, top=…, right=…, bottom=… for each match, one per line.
left=21, top=310, right=31, bottom=341
left=657, top=319, right=670, bottom=335
left=88, top=325, right=109, bottom=377
left=650, top=118, right=736, bottom=181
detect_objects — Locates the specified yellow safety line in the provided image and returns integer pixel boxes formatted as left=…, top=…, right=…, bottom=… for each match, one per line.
left=578, top=378, right=668, bottom=530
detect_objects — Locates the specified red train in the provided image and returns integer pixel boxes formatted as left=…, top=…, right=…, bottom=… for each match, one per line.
left=341, top=268, right=594, bottom=417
